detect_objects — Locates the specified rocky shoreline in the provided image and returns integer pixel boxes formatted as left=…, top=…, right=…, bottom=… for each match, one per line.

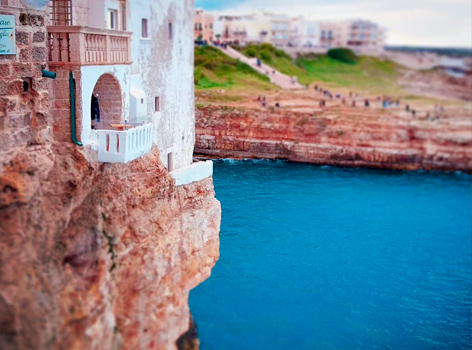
left=195, top=105, right=472, bottom=173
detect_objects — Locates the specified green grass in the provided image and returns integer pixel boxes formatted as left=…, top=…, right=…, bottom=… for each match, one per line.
left=194, top=46, right=276, bottom=92
left=296, top=55, right=401, bottom=94
left=233, top=44, right=403, bottom=94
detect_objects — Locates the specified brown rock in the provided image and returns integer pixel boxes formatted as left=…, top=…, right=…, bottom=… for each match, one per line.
left=195, top=105, right=472, bottom=172
left=0, top=146, right=221, bottom=350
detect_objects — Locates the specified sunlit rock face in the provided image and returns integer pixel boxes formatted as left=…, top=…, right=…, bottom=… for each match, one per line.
left=1, top=1, right=220, bottom=348
left=0, top=147, right=221, bottom=350
left=195, top=106, right=472, bottom=172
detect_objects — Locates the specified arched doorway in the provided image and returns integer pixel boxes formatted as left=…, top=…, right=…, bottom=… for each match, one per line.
left=91, top=73, right=122, bottom=130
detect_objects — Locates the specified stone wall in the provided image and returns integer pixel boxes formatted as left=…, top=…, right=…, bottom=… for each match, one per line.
left=0, top=6, right=51, bottom=154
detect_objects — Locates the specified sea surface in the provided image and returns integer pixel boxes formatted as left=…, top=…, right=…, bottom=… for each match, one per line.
left=189, top=160, right=472, bottom=350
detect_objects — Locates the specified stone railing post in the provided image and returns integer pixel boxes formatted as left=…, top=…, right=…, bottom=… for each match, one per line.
left=105, top=34, right=111, bottom=63
left=68, top=32, right=84, bottom=63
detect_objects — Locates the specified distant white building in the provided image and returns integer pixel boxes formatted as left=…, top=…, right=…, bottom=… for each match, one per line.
left=290, top=17, right=319, bottom=48
left=340, top=19, right=385, bottom=55
left=214, top=12, right=290, bottom=46
left=212, top=11, right=385, bottom=55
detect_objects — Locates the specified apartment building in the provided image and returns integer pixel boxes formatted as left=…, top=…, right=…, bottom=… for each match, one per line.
left=214, top=12, right=291, bottom=46
left=215, top=13, right=272, bottom=44
left=194, top=8, right=214, bottom=42
left=269, top=13, right=290, bottom=47
left=211, top=10, right=385, bottom=55
left=318, top=21, right=343, bottom=49
left=290, top=17, right=319, bottom=48
left=341, top=19, right=385, bottom=55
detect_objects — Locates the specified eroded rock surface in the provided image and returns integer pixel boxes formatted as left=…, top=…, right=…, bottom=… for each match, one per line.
left=195, top=106, right=472, bottom=172
left=0, top=146, right=221, bottom=350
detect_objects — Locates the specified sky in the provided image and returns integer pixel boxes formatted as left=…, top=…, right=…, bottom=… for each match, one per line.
left=195, top=0, right=472, bottom=48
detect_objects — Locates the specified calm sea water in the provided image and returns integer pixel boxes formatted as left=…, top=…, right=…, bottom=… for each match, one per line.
left=189, top=160, right=472, bottom=350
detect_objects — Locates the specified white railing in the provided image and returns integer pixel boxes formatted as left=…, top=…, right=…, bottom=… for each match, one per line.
left=47, top=26, right=132, bottom=65
left=97, top=123, right=153, bottom=163
left=171, top=161, right=214, bottom=186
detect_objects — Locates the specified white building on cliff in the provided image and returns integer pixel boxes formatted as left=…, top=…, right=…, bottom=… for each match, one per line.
left=45, top=0, right=206, bottom=176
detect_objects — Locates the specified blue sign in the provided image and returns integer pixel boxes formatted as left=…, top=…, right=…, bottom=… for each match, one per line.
left=0, top=15, right=16, bottom=55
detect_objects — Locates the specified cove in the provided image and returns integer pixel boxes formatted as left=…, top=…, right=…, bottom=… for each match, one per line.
left=190, top=160, right=472, bottom=350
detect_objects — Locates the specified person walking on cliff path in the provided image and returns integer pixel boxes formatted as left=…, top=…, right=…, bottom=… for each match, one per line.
left=262, top=97, right=266, bottom=109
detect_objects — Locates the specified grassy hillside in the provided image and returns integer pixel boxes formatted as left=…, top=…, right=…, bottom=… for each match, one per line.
left=297, top=54, right=400, bottom=94
left=235, top=44, right=402, bottom=94
left=237, top=43, right=308, bottom=82
left=194, top=46, right=276, bottom=92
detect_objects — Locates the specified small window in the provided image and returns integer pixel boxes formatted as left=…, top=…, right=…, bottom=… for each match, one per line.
left=167, top=152, right=174, bottom=171
left=142, top=19, right=148, bottom=38
left=155, top=97, right=160, bottom=112
left=108, top=9, right=118, bottom=30
left=169, top=22, right=173, bottom=40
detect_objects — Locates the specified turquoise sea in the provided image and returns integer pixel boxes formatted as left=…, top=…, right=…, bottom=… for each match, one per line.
left=190, top=160, right=472, bottom=350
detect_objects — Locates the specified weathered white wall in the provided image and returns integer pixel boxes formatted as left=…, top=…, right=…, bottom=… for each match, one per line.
left=88, top=0, right=126, bottom=29
left=76, top=0, right=195, bottom=170
left=80, top=65, right=131, bottom=144
left=128, top=0, right=195, bottom=170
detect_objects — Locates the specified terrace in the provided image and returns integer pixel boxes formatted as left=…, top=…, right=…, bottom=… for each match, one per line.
left=47, top=26, right=131, bottom=66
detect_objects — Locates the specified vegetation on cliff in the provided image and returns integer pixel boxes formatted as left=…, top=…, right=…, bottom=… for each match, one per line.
left=194, top=46, right=275, bottom=91
left=327, top=48, right=359, bottom=64
left=233, top=43, right=402, bottom=93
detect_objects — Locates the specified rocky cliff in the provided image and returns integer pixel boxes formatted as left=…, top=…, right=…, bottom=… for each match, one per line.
left=1, top=5, right=220, bottom=350
left=195, top=105, right=472, bottom=172
left=0, top=146, right=221, bottom=350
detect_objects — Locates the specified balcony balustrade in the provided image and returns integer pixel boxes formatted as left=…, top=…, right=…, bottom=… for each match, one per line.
left=97, top=123, right=153, bottom=163
left=47, top=26, right=132, bottom=65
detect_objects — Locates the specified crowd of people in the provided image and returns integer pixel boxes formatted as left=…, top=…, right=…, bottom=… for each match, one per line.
left=254, top=83, right=446, bottom=121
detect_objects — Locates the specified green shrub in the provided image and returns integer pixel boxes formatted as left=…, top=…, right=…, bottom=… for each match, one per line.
left=245, top=47, right=257, bottom=57
left=260, top=51, right=272, bottom=62
left=327, top=48, right=358, bottom=64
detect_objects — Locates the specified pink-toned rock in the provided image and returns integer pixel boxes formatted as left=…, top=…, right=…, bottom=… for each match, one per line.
left=0, top=146, right=221, bottom=350
left=195, top=106, right=472, bottom=172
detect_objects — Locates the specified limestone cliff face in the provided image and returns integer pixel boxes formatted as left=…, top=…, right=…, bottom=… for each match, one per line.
left=1, top=4, right=220, bottom=349
left=195, top=106, right=472, bottom=172
left=0, top=145, right=221, bottom=350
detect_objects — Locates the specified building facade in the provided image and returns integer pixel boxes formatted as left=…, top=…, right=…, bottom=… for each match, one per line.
left=318, top=21, right=343, bottom=49
left=194, top=8, right=214, bottom=42
left=215, top=13, right=271, bottom=44
left=44, top=0, right=196, bottom=169
left=212, top=11, right=385, bottom=55
left=340, top=19, right=385, bottom=55
left=289, top=16, right=319, bottom=48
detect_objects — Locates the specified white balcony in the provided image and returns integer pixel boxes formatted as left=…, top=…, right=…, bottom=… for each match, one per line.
left=97, top=123, right=153, bottom=163
left=171, top=161, right=214, bottom=186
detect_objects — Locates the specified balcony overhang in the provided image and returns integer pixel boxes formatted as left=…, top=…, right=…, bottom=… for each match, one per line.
left=47, top=26, right=132, bottom=66
left=96, top=123, right=153, bottom=163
